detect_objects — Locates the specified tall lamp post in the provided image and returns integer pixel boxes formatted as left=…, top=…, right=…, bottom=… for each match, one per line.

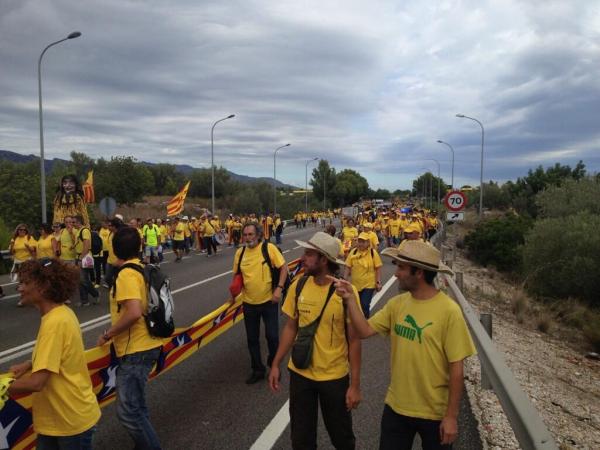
left=38, top=31, right=82, bottom=223
left=210, top=114, right=235, bottom=214
left=456, top=114, right=485, bottom=219
left=273, top=143, right=290, bottom=215
left=423, top=158, right=441, bottom=207
left=305, top=157, right=318, bottom=213
left=420, top=168, right=432, bottom=209
left=436, top=139, right=455, bottom=190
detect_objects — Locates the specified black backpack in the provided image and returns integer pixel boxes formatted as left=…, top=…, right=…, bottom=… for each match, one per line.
left=260, top=241, right=295, bottom=298
left=91, top=231, right=103, bottom=255
left=113, top=263, right=175, bottom=338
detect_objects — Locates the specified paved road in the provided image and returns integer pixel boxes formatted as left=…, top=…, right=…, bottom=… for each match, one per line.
left=0, top=224, right=482, bottom=450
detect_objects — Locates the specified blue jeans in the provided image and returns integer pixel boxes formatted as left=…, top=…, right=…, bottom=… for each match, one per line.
left=37, top=425, right=96, bottom=450
left=359, top=288, right=375, bottom=318
left=116, top=347, right=162, bottom=450
left=243, top=301, right=279, bottom=373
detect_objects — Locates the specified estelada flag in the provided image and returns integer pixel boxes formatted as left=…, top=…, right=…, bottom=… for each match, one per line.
left=167, top=181, right=191, bottom=217
left=83, top=170, right=95, bottom=203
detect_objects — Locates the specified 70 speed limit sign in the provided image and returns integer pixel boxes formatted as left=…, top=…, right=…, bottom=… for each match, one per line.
left=444, top=191, right=467, bottom=211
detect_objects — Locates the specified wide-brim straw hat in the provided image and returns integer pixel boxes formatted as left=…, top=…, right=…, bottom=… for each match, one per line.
left=296, top=231, right=346, bottom=265
left=381, top=240, right=453, bottom=275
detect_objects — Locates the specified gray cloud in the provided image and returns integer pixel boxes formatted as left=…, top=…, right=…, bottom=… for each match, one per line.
left=1, top=0, right=599, bottom=191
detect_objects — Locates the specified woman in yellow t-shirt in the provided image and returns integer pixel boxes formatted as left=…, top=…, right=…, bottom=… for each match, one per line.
left=36, top=223, right=58, bottom=260
left=9, top=224, right=37, bottom=302
left=6, top=258, right=101, bottom=447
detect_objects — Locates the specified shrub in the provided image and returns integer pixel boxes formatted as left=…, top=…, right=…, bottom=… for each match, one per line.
left=536, top=312, right=554, bottom=334
left=464, top=213, right=532, bottom=273
left=522, top=211, right=600, bottom=307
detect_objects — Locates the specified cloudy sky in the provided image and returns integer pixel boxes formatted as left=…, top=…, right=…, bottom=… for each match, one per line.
left=1, top=0, right=599, bottom=190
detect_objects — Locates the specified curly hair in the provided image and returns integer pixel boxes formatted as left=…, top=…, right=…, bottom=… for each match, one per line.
left=18, top=259, right=79, bottom=304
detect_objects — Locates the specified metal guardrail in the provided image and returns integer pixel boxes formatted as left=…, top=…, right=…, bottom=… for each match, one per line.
left=432, top=223, right=559, bottom=450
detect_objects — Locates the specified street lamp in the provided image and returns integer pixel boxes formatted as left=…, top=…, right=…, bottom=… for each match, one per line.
left=38, top=31, right=82, bottom=223
left=436, top=140, right=455, bottom=190
left=305, top=157, right=318, bottom=213
left=419, top=168, right=433, bottom=209
left=210, top=114, right=235, bottom=214
left=273, top=143, right=290, bottom=215
left=423, top=158, right=441, bottom=207
left=456, top=114, right=485, bottom=219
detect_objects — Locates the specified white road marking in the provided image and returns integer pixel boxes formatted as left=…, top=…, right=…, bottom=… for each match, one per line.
left=250, top=274, right=397, bottom=449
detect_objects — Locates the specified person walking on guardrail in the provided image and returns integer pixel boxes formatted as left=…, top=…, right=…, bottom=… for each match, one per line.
left=6, top=258, right=101, bottom=449
left=268, top=231, right=362, bottom=450
left=96, top=226, right=163, bottom=450
left=334, top=240, right=476, bottom=450
left=232, top=223, right=288, bottom=384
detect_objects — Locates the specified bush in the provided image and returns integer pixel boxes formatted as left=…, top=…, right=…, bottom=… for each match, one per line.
left=522, top=211, right=600, bottom=307
left=464, top=213, right=532, bottom=273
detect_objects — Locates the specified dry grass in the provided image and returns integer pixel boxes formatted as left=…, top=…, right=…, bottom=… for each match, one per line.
left=535, top=312, right=554, bottom=334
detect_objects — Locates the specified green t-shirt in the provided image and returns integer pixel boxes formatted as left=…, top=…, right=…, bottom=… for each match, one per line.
left=142, top=224, right=160, bottom=246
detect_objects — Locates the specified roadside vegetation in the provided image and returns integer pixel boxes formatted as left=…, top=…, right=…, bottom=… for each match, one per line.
left=461, top=163, right=600, bottom=351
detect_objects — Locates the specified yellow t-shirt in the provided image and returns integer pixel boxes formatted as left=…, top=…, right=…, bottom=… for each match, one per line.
left=11, top=235, right=36, bottom=261
left=345, top=248, right=383, bottom=291
left=367, top=230, right=379, bottom=248
left=159, top=224, right=168, bottom=241
left=31, top=305, right=101, bottom=436
left=388, top=219, right=402, bottom=237
left=110, top=260, right=161, bottom=357
left=74, top=227, right=91, bottom=256
left=368, top=291, right=476, bottom=420
left=282, top=277, right=360, bottom=381
left=106, top=232, right=118, bottom=265
left=99, top=227, right=111, bottom=252
left=202, top=221, right=216, bottom=237
left=232, top=242, right=285, bottom=305
left=36, top=235, right=55, bottom=259
left=173, top=223, right=185, bottom=241
left=59, top=229, right=77, bottom=261
left=341, top=226, right=358, bottom=242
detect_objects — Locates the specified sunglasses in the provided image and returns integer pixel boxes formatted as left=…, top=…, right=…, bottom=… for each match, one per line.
left=18, top=228, right=27, bottom=232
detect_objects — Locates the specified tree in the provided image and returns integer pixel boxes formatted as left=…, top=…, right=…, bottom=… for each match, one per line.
left=0, top=160, right=41, bottom=228
left=69, top=151, right=95, bottom=180
left=310, top=160, right=336, bottom=207
left=147, top=163, right=185, bottom=195
left=412, top=172, right=447, bottom=208
left=331, top=169, right=369, bottom=206
left=94, top=156, right=154, bottom=205
left=536, top=177, right=600, bottom=218
left=188, top=166, right=230, bottom=198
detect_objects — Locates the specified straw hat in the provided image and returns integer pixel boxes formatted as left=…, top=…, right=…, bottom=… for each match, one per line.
left=296, top=232, right=346, bottom=265
left=381, top=240, right=453, bottom=275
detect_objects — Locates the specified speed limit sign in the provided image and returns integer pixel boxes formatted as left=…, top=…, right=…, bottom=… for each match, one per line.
left=444, top=190, right=467, bottom=212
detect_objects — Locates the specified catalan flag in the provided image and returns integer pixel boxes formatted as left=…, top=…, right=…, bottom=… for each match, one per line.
left=82, top=170, right=95, bottom=203
left=166, top=181, right=191, bottom=217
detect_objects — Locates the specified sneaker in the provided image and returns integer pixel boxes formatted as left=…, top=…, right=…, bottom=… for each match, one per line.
left=94, top=283, right=100, bottom=289
left=78, top=302, right=91, bottom=307
left=16, top=301, right=24, bottom=307
left=101, top=282, right=110, bottom=288
left=245, top=372, right=265, bottom=385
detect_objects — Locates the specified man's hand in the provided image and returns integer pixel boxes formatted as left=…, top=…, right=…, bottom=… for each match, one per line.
left=345, top=385, right=361, bottom=411
left=439, top=415, right=458, bottom=445
left=268, top=366, right=281, bottom=392
left=97, top=333, right=110, bottom=347
left=326, top=275, right=354, bottom=302
left=271, top=286, right=283, bottom=304
left=9, top=361, right=32, bottom=379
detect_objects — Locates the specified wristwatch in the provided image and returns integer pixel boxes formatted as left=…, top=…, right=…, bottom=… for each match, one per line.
left=277, top=285, right=284, bottom=289
left=102, top=330, right=111, bottom=341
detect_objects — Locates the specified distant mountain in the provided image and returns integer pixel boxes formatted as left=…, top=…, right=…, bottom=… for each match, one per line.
left=0, top=149, right=296, bottom=189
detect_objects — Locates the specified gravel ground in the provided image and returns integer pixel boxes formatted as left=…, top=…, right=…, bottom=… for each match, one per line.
left=443, top=224, right=600, bottom=450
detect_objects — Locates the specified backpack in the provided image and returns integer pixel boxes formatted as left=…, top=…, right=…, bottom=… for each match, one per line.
left=78, top=227, right=103, bottom=255
left=260, top=241, right=294, bottom=298
left=113, top=263, right=175, bottom=338
left=91, top=231, right=103, bottom=255
left=351, top=247, right=374, bottom=258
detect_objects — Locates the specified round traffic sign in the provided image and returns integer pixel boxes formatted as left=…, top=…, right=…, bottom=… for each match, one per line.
left=444, top=190, right=467, bottom=211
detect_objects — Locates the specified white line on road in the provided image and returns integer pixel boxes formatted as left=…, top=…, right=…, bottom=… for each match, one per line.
left=250, top=274, right=397, bottom=449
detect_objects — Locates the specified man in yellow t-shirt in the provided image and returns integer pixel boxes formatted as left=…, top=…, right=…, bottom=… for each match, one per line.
left=344, top=232, right=383, bottom=318
left=231, top=223, right=288, bottom=384
left=338, top=240, right=476, bottom=448
left=74, top=215, right=99, bottom=306
left=388, top=211, right=402, bottom=246
left=268, top=232, right=361, bottom=450
left=58, top=216, right=78, bottom=263
left=96, top=226, right=162, bottom=449
left=8, top=259, right=100, bottom=446
left=171, top=217, right=186, bottom=262
left=201, top=215, right=217, bottom=257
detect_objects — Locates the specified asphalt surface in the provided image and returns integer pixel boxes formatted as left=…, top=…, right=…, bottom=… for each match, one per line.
left=0, top=224, right=482, bottom=450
